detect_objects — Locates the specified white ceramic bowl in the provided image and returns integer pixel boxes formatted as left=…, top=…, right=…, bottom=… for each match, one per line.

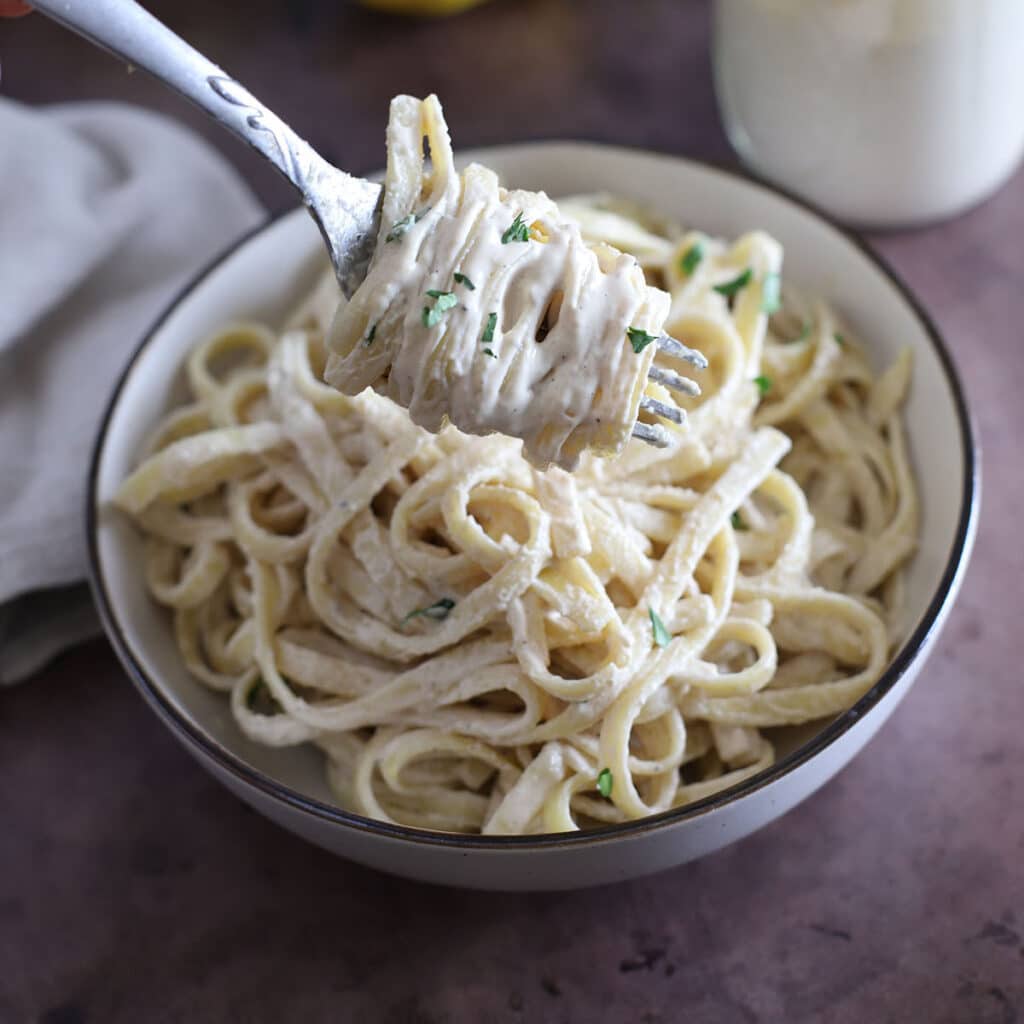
left=87, top=144, right=979, bottom=891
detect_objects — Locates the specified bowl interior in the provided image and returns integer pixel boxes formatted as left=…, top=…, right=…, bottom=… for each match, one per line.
left=91, top=144, right=972, bottom=817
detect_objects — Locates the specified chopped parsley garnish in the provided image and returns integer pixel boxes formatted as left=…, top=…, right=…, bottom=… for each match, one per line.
left=627, top=327, right=658, bottom=354
left=649, top=608, right=671, bottom=648
left=501, top=212, right=530, bottom=244
left=483, top=348, right=497, bottom=358
left=401, top=597, right=456, bottom=626
left=453, top=272, right=476, bottom=290
left=731, top=511, right=748, bottom=531
left=714, top=267, right=753, bottom=299
left=362, top=322, right=377, bottom=347
left=597, top=768, right=614, bottom=799
left=385, top=213, right=417, bottom=243
left=680, top=242, right=704, bottom=277
left=761, top=272, right=782, bottom=314
left=422, top=290, right=458, bottom=328
left=753, top=374, right=772, bottom=396
left=482, top=311, right=497, bottom=344
left=834, top=331, right=847, bottom=348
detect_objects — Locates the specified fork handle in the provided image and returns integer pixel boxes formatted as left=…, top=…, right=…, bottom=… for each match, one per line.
left=31, top=0, right=326, bottom=199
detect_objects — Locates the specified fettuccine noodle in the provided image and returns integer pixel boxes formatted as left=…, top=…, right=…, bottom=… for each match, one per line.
left=114, top=184, right=917, bottom=837
left=325, top=96, right=696, bottom=470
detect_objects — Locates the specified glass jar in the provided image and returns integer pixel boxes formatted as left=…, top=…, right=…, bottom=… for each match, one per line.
left=712, top=0, right=1024, bottom=226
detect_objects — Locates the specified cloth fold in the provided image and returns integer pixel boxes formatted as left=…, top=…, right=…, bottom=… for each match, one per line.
left=0, top=98, right=263, bottom=684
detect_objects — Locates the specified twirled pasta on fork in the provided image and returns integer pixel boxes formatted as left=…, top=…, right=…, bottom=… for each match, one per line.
left=325, top=95, right=706, bottom=470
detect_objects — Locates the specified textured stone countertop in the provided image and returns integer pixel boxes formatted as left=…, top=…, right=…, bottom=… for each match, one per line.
left=2, top=2, right=1021, bottom=1022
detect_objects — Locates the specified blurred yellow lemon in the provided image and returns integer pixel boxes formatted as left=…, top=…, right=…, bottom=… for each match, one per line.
left=360, top=0, right=490, bottom=13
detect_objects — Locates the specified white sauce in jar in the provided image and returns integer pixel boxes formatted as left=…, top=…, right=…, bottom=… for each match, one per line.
left=713, top=0, right=1024, bottom=225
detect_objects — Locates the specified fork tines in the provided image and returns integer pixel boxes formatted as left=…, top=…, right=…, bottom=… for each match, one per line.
left=647, top=365, right=701, bottom=397
left=631, top=421, right=670, bottom=447
left=640, top=396, right=683, bottom=424
left=656, top=334, right=708, bottom=369
left=631, top=333, right=707, bottom=447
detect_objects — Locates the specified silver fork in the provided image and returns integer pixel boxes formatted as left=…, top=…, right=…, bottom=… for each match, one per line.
left=31, top=0, right=705, bottom=446
left=31, top=0, right=382, bottom=299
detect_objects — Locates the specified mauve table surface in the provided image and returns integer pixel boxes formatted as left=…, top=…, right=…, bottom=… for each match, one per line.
left=1, top=3, right=1021, bottom=1022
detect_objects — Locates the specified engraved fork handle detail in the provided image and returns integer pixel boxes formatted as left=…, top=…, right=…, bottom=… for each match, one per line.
left=30, top=0, right=317, bottom=189
left=31, top=0, right=382, bottom=294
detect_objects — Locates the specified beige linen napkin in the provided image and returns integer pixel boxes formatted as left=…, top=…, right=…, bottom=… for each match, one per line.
left=0, top=98, right=263, bottom=684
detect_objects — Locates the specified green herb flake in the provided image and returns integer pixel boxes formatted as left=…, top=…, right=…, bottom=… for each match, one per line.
left=362, top=322, right=377, bottom=347
left=680, top=242, right=704, bottom=277
left=834, top=331, right=847, bottom=348
left=482, top=311, right=497, bottom=344
left=422, top=290, right=458, bottom=328
left=795, top=320, right=811, bottom=342
left=761, top=272, right=782, bottom=314
left=627, top=327, right=658, bottom=354
left=401, top=597, right=456, bottom=626
left=385, top=213, right=417, bottom=243
left=501, top=212, right=530, bottom=244
left=453, top=272, right=476, bottom=290
left=597, top=768, right=614, bottom=799
left=483, top=348, right=497, bottom=358
left=714, top=267, right=753, bottom=299
left=753, top=374, right=772, bottom=397
left=731, top=510, right=748, bottom=531
left=649, top=608, right=671, bottom=648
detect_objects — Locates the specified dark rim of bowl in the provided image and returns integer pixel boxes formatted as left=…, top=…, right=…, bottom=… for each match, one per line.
left=86, top=144, right=980, bottom=851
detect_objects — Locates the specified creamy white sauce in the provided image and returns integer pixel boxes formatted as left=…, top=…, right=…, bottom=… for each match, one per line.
left=324, top=95, right=670, bottom=470
left=713, top=0, right=1024, bottom=224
